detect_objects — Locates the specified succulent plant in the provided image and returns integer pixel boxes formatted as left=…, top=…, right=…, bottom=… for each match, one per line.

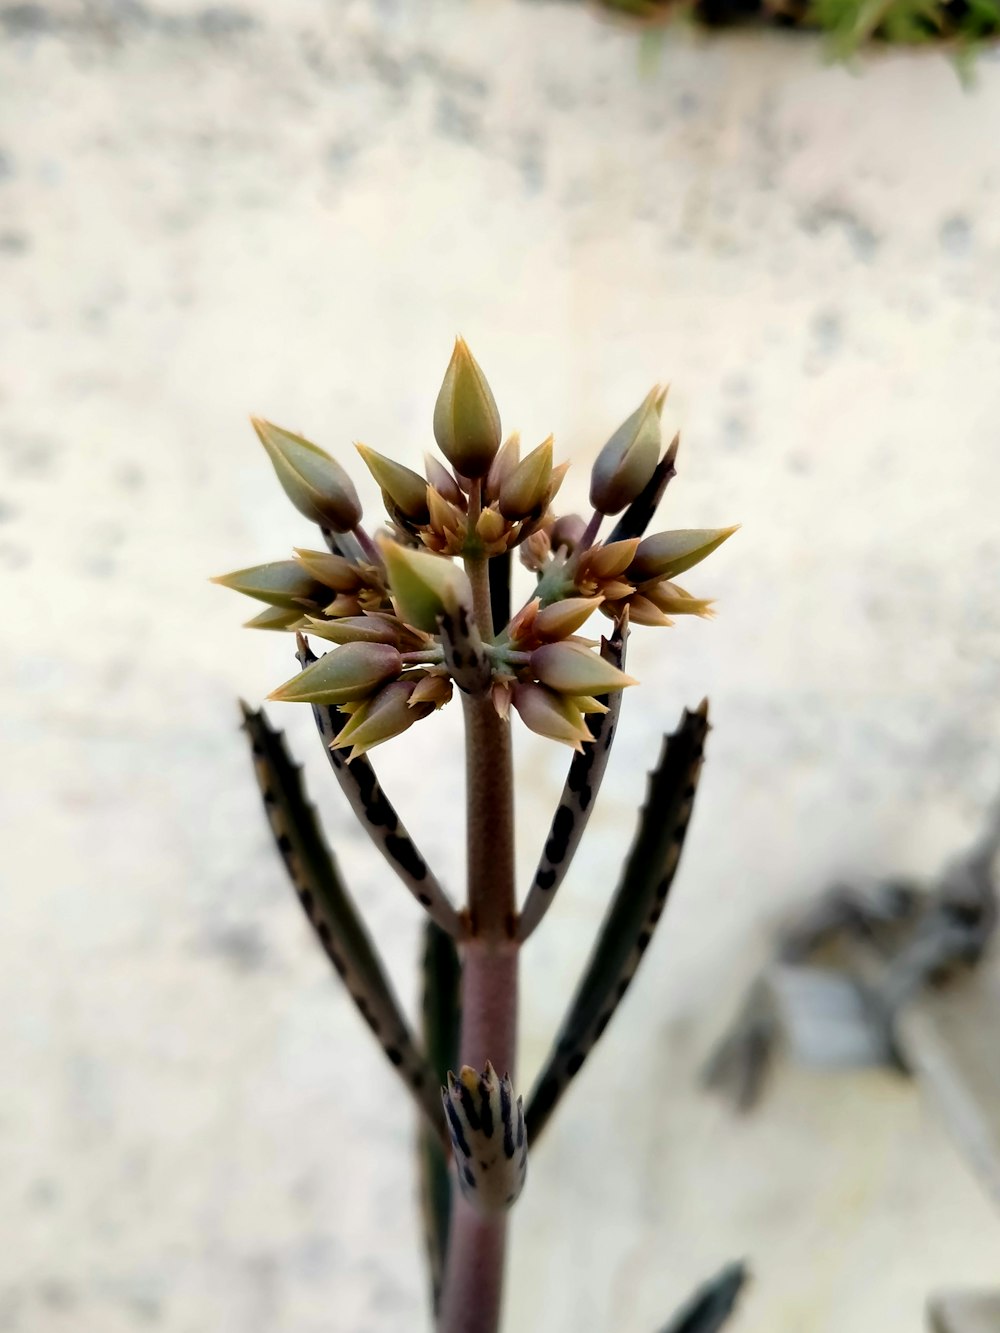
left=216, top=340, right=744, bottom=1332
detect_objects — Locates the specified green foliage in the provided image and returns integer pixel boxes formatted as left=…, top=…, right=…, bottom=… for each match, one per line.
left=590, top=0, right=1000, bottom=47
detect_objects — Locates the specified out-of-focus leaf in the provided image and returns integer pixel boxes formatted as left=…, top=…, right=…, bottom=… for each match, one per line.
left=418, top=922, right=462, bottom=1315
left=240, top=703, right=446, bottom=1144
left=658, top=1262, right=749, bottom=1333
left=525, top=702, right=709, bottom=1144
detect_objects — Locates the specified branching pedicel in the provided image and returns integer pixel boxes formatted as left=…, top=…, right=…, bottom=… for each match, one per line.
left=215, top=341, right=742, bottom=1333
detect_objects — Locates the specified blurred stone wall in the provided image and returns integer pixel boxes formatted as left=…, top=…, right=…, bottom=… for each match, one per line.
left=3, top=2, right=1000, bottom=1329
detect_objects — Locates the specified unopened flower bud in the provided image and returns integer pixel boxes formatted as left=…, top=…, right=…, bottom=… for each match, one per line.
left=520, top=528, right=551, bottom=573
left=380, top=539, right=472, bottom=634
left=424, top=454, right=464, bottom=505
left=628, top=526, right=739, bottom=583
left=620, top=594, right=673, bottom=627
left=530, top=641, right=636, bottom=696
left=332, top=679, right=434, bottom=758
left=476, top=505, right=507, bottom=545
left=268, top=641, right=402, bottom=706
left=498, top=436, right=553, bottom=520
left=549, top=513, right=587, bottom=554
left=244, top=605, right=306, bottom=631
left=512, top=682, right=593, bottom=750
left=533, top=596, right=603, bottom=642
left=646, top=581, right=715, bottom=618
left=506, top=598, right=540, bottom=645
left=251, top=417, right=361, bottom=531
left=576, top=694, right=610, bottom=715
left=356, top=444, right=430, bottom=524
left=433, top=337, right=502, bottom=478
left=442, top=1064, right=526, bottom=1214
left=589, top=387, right=663, bottom=515
left=409, top=672, right=453, bottom=709
left=302, top=615, right=411, bottom=645
left=485, top=433, right=520, bottom=502
left=294, top=548, right=364, bottom=592
left=585, top=538, right=640, bottom=580
left=211, top=560, right=324, bottom=610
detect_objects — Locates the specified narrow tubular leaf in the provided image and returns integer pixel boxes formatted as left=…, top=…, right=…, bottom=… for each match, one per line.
left=524, top=702, right=710, bottom=1144
left=239, top=703, right=447, bottom=1145
left=419, top=923, right=462, bottom=1315
left=607, top=436, right=678, bottom=543
left=518, top=621, right=629, bottom=942
left=658, top=1262, right=749, bottom=1333
left=295, top=639, right=462, bottom=936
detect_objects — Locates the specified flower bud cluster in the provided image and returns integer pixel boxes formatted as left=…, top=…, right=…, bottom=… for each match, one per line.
left=215, top=340, right=735, bottom=756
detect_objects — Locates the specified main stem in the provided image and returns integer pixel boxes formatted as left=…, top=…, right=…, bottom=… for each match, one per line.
left=438, top=532, right=518, bottom=1333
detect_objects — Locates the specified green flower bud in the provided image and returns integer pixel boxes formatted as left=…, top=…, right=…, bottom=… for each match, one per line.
left=332, top=679, right=434, bottom=758
left=293, top=548, right=364, bottom=592
left=512, top=683, right=593, bottom=751
left=589, top=387, right=662, bottom=515
left=252, top=417, right=362, bottom=532
left=243, top=605, right=307, bottom=631
left=498, top=436, right=553, bottom=520
left=380, top=540, right=472, bottom=635
left=268, top=641, right=402, bottom=706
left=628, top=526, right=739, bottom=584
left=355, top=444, right=430, bottom=524
left=211, top=560, right=324, bottom=610
left=530, top=641, right=637, bottom=696
left=305, top=613, right=432, bottom=645
left=432, top=337, right=501, bottom=479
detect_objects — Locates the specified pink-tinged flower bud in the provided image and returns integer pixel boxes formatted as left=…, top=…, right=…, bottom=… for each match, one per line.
left=530, top=641, right=637, bottom=696
left=512, top=682, right=593, bottom=750
left=424, top=454, right=464, bottom=505
left=498, top=436, right=553, bottom=520
left=268, top=641, right=402, bottom=706
left=520, top=528, right=551, bottom=573
left=433, top=338, right=502, bottom=478
left=442, top=1065, right=526, bottom=1214
left=549, top=513, right=587, bottom=555
left=628, top=526, right=739, bottom=583
left=211, top=560, right=324, bottom=610
left=355, top=445, right=430, bottom=524
left=589, top=387, right=663, bottom=515
left=485, top=433, right=521, bottom=502
left=251, top=418, right=362, bottom=532
left=380, top=539, right=472, bottom=634
left=332, top=679, right=434, bottom=758
left=533, top=597, right=603, bottom=642
left=293, top=548, right=364, bottom=592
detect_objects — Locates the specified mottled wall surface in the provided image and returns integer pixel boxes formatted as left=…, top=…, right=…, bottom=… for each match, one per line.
left=3, top=3, right=1000, bottom=1330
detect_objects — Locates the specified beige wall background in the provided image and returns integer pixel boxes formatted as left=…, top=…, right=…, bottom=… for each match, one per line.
left=3, top=2, right=1000, bottom=1329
